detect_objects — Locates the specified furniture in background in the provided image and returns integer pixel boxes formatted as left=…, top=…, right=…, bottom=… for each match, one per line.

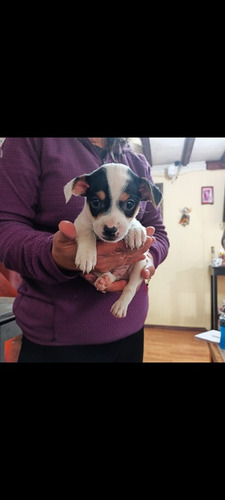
left=209, top=265, right=225, bottom=330
left=208, top=342, right=225, bottom=362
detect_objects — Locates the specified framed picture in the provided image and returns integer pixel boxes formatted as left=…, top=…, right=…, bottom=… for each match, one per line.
left=201, top=186, right=214, bottom=205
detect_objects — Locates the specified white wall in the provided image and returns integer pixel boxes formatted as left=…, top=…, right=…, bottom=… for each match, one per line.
left=145, top=166, right=225, bottom=329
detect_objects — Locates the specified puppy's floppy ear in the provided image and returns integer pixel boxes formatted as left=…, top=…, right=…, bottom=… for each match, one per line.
left=64, top=176, right=90, bottom=203
left=139, top=178, right=163, bottom=208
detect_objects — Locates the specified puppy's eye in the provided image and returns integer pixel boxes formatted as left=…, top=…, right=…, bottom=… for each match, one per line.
left=90, top=197, right=100, bottom=209
left=125, top=199, right=136, bottom=211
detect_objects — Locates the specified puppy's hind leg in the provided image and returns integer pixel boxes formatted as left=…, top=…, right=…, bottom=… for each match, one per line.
left=110, top=260, right=145, bottom=318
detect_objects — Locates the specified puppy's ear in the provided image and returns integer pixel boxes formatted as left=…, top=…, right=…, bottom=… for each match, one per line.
left=139, top=178, right=163, bottom=208
left=64, top=176, right=89, bottom=203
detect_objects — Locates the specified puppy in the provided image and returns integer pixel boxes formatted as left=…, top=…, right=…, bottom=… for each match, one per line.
left=64, top=163, right=162, bottom=318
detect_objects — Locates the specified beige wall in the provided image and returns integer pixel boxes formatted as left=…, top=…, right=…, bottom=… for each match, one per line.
left=145, top=167, right=225, bottom=329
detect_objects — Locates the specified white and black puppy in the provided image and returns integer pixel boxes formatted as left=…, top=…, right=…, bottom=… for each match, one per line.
left=64, top=163, right=162, bottom=318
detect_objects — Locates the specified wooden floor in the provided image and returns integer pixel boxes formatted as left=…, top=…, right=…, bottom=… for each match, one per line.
left=4, top=327, right=211, bottom=362
left=143, top=326, right=211, bottom=362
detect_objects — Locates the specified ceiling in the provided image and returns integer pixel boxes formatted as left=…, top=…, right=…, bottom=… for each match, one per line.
left=140, top=138, right=225, bottom=168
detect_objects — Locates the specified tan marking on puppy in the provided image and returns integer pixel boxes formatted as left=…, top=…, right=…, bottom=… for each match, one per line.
left=119, top=192, right=130, bottom=202
left=96, top=190, right=106, bottom=200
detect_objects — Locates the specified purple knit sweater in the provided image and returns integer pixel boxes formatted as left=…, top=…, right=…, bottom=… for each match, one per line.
left=0, top=138, right=169, bottom=345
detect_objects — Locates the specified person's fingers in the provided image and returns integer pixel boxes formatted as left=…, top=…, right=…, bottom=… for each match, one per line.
left=52, top=221, right=77, bottom=270
left=142, top=268, right=150, bottom=280
left=141, top=252, right=155, bottom=280
left=97, top=227, right=155, bottom=255
left=105, top=280, right=128, bottom=292
left=146, top=226, right=155, bottom=237
left=58, top=220, right=76, bottom=241
left=141, top=266, right=155, bottom=280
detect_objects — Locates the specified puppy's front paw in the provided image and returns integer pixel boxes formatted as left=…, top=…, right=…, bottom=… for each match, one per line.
left=125, top=225, right=147, bottom=250
left=75, top=247, right=97, bottom=274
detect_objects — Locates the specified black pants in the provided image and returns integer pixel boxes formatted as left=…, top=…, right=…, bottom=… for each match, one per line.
left=18, top=328, right=144, bottom=363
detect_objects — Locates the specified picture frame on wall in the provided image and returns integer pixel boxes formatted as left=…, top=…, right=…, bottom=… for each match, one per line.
left=201, top=186, right=214, bottom=205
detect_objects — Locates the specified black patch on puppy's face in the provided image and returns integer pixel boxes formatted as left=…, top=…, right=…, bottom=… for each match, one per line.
left=85, top=167, right=111, bottom=217
left=117, top=171, right=143, bottom=218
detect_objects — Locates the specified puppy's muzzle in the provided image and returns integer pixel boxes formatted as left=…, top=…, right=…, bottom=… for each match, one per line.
left=103, top=225, right=118, bottom=240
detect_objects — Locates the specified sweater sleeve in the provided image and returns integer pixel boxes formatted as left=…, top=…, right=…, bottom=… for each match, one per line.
left=130, top=151, right=170, bottom=269
left=141, top=201, right=169, bottom=269
left=0, top=138, right=77, bottom=284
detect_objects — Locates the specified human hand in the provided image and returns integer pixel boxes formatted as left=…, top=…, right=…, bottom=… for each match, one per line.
left=52, top=220, right=78, bottom=271
left=52, top=221, right=156, bottom=291
left=84, top=227, right=156, bottom=292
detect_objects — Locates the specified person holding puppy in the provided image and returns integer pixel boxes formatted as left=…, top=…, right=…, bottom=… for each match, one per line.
left=0, top=138, right=169, bottom=362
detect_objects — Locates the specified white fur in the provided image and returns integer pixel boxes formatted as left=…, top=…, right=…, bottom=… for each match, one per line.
left=65, top=164, right=149, bottom=318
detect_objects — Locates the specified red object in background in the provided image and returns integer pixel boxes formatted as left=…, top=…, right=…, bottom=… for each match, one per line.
left=0, top=271, right=18, bottom=297
left=0, top=264, right=21, bottom=361
left=0, top=263, right=21, bottom=291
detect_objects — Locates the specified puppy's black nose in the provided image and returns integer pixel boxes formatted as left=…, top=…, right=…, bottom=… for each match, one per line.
left=103, top=225, right=118, bottom=237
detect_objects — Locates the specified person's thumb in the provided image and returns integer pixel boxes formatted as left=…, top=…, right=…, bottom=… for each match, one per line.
left=58, top=220, right=76, bottom=241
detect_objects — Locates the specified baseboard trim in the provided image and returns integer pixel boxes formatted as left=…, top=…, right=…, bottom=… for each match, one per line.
left=145, top=324, right=207, bottom=333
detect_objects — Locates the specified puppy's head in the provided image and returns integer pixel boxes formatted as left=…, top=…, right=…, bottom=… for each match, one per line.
left=64, top=163, right=162, bottom=242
